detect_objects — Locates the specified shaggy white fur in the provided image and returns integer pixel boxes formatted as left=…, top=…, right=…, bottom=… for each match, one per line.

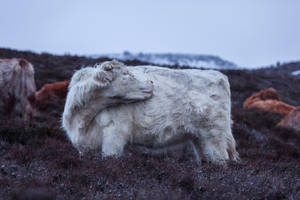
left=62, top=60, right=239, bottom=165
left=0, top=58, right=36, bottom=121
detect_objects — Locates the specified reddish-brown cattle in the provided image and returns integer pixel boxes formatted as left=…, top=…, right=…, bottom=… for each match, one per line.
left=35, top=80, right=70, bottom=108
left=0, top=58, right=36, bottom=121
left=277, top=107, right=300, bottom=131
left=243, top=88, right=280, bottom=107
left=243, top=88, right=295, bottom=116
left=246, top=99, right=295, bottom=116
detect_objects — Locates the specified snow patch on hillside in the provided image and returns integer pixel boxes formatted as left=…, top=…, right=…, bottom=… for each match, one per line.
left=91, top=52, right=239, bottom=69
left=291, top=70, right=300, bottom=76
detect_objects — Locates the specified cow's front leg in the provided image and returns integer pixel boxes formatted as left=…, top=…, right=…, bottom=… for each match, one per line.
left=101, top=125, right=129, bottom=157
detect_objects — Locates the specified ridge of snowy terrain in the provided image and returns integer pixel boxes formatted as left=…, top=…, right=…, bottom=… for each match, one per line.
left=291, top=70, right=300, bottom=76
left=91, top=51, right=239, bottom=69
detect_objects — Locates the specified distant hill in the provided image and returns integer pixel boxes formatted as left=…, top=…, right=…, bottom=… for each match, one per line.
left=92, top=51, right=239, bottom=69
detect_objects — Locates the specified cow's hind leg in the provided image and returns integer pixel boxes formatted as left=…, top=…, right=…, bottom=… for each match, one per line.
left=194, top=130, right=231, bottom=165
left=3, top=95, right=16, bottom=118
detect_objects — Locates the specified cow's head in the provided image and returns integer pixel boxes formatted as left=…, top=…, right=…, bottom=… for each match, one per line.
left=65, top=60, right=154, bottom=134
left=67, top=60, right=153, bottom=113
left=260, top=88, right=280, bottom=101
left=93, top=60, right=153, bottom=103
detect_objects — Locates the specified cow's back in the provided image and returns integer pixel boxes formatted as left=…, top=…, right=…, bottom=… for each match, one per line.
left=125, top=66, right=231, bottom=145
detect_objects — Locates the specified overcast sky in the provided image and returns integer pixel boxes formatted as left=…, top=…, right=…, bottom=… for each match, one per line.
left=0, top=0, right=299, bottom=67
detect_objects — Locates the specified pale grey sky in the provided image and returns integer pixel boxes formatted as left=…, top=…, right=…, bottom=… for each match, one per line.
left=0, top=0, right=299, bottom=67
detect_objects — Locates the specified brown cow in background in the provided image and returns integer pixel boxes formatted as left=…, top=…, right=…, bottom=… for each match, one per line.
left=35, top=80, right=70, bottom=109
left=277, top=107, right=300, bottom=131
left=243, top=88, right=295, bottom=116
left=0, top=58, right=36, bottom=121
left=243, top=88, right=280, bottom=104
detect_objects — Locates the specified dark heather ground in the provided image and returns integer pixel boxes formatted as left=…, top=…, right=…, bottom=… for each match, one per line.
left=0, top=48, right=299, bottom=200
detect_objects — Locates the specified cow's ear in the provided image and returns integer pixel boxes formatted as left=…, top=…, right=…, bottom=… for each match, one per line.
left=98, top=60, right=124, bottom=71
left=95, top=61, right=114, bottom=71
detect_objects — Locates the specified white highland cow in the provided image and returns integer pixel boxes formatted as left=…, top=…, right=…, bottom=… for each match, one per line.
left=62, top=60, right=239, bottom=165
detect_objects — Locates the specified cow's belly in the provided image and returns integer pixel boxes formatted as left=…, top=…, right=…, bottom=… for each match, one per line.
left=130, top=101, right=194, bottom=147
left=131, top=124, right=194, bottom=149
